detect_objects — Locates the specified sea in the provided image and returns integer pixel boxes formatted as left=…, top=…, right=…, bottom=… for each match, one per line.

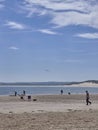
left=0, top=86, right=98, bottom=95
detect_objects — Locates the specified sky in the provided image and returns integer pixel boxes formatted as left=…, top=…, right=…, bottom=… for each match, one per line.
left=0, top=0, right=98, bottom=82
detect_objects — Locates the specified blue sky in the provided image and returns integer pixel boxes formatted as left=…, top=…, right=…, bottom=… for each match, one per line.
left=0, top=0, right=98, bottom=82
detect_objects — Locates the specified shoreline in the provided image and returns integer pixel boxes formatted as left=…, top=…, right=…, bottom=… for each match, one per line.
left=0, top=82, right=98, bottom=87
left=0, top=85, right=98, bottom=96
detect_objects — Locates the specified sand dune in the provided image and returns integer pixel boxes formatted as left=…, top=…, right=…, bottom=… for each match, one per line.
left=67, top=82, right=98, bottom=87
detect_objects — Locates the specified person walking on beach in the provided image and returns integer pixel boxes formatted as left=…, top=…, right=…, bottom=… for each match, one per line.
left=85, top=91, right=91, bottom=105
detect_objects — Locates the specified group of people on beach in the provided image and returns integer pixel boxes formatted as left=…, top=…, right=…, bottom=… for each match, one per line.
left=14, top=90, right=26, bottom=96
left=60, top=89, right=71, bottom=95
left=14, top=90, right=32, bottom=100
left=60, top=89, right=92, bottom=105
left=15, top=89, right=92, bottom=105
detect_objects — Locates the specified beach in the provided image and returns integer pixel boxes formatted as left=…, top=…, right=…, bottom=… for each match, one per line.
left=0, top=94, right=98, bottom=130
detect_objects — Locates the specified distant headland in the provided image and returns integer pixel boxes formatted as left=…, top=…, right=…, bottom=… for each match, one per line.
left=0, top=80, right=98, bottom=87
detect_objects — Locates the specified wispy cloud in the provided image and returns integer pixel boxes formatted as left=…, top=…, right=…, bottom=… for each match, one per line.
left=38, top=29, right=59, bottom=35
left=23, top=0, right=90, bottom=12
left=20, top=4, right=48, bottom=17
left=0, top=0, right=5, bottom=9
left=21, top=0, right=98, bottom=29
left=0, top=4, right=4, bottom=9
left=4, top=21, right=26, bottom=30
left=75, top=33, right=98, bottom=39
left=9, top=46, right=19, bottom=50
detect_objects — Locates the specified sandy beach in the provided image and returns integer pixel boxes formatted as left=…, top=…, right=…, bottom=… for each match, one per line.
left=0, top=94, right=98, bottom=130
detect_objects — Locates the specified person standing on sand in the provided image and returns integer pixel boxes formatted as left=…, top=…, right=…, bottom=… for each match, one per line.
left=15, top=91, right=17, bottom=96
left=23, top=90, right=26, bottom=96
left=85, top=90, right=91, bottom=105
left=60, top=89, right=63, bottom=95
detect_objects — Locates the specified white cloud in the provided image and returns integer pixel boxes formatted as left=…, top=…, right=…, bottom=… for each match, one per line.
left=75, top=33, right=98, bottom=39
left=21, top=0, right=98, bottom=29
left=24, top=0, right=90, bottom=12
left=5, top=21, right=26, bottom=30
left=9, top=46, right=19, bottom=50
left=51, top=8, right=98, bottom=28
left=38, top=29, right=59, bottom=35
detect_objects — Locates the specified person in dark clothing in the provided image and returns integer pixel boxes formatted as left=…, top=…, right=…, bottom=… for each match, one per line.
left=23, top=90, right=26, bottom=96
left=60, top=89, right=63, bottom=95
left=15, top=91, right=17, bottom=96
left=85, top=91, right=91, bottom=105
left=68, top=92, right=71, bottom=95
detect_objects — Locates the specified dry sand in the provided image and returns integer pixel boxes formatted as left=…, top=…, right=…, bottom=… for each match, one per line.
left=0, top=94, right=98, bottom=130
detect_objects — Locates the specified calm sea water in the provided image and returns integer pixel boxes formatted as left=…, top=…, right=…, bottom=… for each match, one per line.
left=0, top=86, right=98, bottom=95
